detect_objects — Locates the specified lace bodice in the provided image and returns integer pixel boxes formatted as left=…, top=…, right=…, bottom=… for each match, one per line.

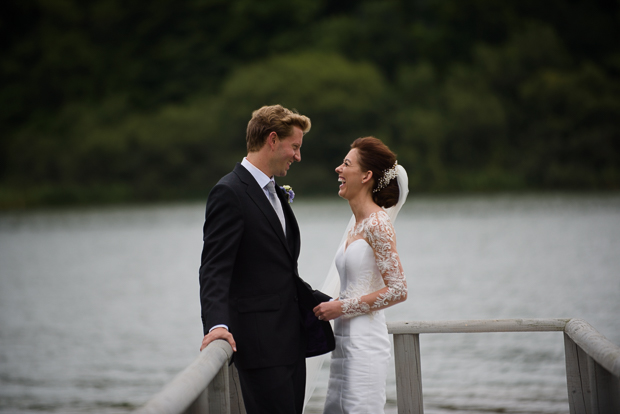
left=339, top=211, right=407, bottom=317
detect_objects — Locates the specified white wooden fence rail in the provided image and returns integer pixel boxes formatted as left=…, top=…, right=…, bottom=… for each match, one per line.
left=135, top=318, right=620, bottom=414
left=388, top=318, right=620, bottom=414
left=134, top=339, right=245, bottom=414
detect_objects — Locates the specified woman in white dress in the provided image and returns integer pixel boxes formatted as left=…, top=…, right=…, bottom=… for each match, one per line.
left=313, top=136, right=408, bottom=414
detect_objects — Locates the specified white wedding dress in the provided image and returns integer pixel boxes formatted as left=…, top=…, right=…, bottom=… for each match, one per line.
left=324, top=236, right=391, bottom=412
left=323, top=211, right=406, bottom=414
left=304, top=165, right=409, bottom=414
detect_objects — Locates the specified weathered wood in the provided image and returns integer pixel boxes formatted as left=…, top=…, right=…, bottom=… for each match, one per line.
left=228, top=364, right=246, bottom=414
left=565, top=318, right=620, bottom=377
left=564, top=334, right=586, bottom=414
left=564, top=330, right=620, bottom=414
left=564, top=318, right=620, bottom=414
left=184, top=388, right=208, bottom=414
left=207, top=362, right=230, bottom=413
left=579, top=347, right=594, bottom=411
left=393, top=334, right=424, bottom=414
left=136, top=340, right=233, bottom=414
left=137, top=318, right=620, bottom=414
left=588, top=355, right=599, bottom=414
left=388, top=319, right=569, bottom=335
left=588, top=353, right=620, bottom=414
left=388, top=319, right=620, bottom=414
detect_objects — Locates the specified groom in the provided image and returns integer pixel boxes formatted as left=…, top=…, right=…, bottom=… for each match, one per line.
left=199, top=105, right=335, bottom=414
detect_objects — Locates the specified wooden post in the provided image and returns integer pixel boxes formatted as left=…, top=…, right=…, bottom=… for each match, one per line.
left=140, top=320, right=620, bottom=414
left=564, top=318, right=620, bottom=414
left=184, top=388, right=208, bottom=414
left=564, top=333, right=591, bottom=414
left=393, top=333, right=424, bottom=414
left=184, top=364, right=229, bottom=414
left=185, top=364, right=242, bottom=414
left=588, top=356, right=620, bottom=414
left=137, top=340, right=233, bottom=414
left=208, top=364, right=230, bottom=413
left=229, top=364, right=246, bottom=414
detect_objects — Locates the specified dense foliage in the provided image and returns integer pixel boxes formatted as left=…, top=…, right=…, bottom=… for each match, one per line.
left=2, top=0, right=619, bottom=207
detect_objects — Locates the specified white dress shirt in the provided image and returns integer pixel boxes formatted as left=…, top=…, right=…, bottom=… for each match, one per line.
left=241, top=157, right=273, bottom=200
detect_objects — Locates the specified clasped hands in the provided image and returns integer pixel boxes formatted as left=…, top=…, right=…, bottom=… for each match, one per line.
left=200, top=300, right=343, bottom=352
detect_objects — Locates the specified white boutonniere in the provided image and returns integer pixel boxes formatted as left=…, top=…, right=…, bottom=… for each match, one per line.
left=280, top=185, right=295, bottom=203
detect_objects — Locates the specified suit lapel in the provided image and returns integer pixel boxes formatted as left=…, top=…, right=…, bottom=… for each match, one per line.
left=277, top=185, right=300, bottom=258
left=234, top=164, right=291, bottom=255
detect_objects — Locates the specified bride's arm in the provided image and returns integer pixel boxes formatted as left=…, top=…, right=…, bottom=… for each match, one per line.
left=340, top=212, right=408, bottom=317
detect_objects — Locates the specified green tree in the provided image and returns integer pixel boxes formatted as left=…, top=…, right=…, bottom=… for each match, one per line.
left=210, top=52, right=390, bottom=193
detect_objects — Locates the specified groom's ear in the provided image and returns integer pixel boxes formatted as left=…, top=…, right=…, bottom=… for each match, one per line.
left=267, top=131, right=278, bottom=150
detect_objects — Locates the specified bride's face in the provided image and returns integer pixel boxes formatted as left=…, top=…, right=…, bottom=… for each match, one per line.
left=335, top=149, right=371, bottom=200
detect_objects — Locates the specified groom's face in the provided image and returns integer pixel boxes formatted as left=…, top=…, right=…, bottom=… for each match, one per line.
left=269, top=126, right=303, bottom=177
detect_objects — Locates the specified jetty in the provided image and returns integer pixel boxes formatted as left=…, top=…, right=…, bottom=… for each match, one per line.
left=135, top=318, right=620, bottom=414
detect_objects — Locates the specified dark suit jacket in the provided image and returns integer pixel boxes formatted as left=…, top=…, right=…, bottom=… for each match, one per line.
left=199, top=163, right=335, bottom=369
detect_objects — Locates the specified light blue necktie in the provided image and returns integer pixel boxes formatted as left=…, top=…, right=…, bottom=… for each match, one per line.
left=265, top=181, right=286, bottom=234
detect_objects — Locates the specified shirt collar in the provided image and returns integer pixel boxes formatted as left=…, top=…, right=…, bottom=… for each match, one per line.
left=241, top=157, right=273, bottom=190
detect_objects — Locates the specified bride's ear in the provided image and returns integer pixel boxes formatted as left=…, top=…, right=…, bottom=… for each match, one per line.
left=362, top=170, right=373, bottom=184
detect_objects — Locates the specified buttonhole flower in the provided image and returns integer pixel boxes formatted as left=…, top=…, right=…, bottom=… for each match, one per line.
left=280, top=185, right=295, bottom=203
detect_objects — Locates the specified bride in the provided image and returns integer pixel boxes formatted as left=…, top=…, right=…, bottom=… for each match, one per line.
left=313, top=136, right=408, bottom=414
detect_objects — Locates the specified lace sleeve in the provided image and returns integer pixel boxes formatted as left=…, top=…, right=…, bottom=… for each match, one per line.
left=340, top=211, right=408, bottom=317
left=367, top=211, right=408, bottom=308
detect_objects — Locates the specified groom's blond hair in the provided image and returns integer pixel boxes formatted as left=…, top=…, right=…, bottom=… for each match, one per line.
left=246, top=105, right=311, bottom=152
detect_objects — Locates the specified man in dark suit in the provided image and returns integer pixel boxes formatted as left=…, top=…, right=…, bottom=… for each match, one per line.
left=199, top=105, right=335, bottom=414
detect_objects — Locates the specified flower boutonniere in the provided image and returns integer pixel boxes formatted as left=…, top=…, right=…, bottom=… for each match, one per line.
left=280, top=185, right=295, bottom=203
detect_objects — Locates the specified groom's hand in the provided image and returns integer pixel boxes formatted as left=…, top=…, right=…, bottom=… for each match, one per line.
left=200, top=327, right=237, bottom=352
left=313, top=300, right=343, bottom=321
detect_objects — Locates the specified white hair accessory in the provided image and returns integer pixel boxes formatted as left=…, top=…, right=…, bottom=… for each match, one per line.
left=373, top=161, right=398, bottom=193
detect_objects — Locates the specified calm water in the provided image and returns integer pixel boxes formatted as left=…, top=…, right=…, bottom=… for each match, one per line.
left=1, top=194, right=619, bottom=414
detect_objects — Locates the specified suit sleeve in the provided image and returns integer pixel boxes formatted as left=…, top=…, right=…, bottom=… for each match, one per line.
left=199, top=184, right=244, bottom=335
left=311, top=289, right=332, bottom=304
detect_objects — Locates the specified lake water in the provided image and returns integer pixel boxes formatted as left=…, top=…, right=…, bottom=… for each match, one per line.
left=1, top=193, right=619, bottom=414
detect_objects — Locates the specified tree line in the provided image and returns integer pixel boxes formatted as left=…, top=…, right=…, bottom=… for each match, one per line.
left=1, top=0, right=619, bottom=207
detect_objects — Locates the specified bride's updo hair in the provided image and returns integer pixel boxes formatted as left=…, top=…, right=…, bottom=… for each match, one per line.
left=351, top=137, right=400, bottom=208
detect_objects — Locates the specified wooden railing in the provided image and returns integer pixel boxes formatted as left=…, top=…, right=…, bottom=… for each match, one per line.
left=135, top=318, right=619, bottom=414
left=388, top=318, right=620, bottom=414
left=135, top=340, right=245, bottom=414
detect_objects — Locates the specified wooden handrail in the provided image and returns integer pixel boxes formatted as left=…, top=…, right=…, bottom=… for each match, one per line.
left=135, top=339, right=234, bottom=414
left=387, top=318, right=620, bottom=414
left=564, top=318, right=620, bottom=377
left=388, top=318, right=570, bottom=334
left=136, top=319, right=619, bottom=414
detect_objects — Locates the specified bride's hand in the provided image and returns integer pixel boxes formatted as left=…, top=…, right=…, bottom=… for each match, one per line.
left=313, top=300, right=343, bottom=321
